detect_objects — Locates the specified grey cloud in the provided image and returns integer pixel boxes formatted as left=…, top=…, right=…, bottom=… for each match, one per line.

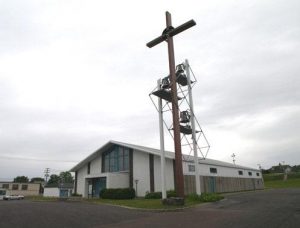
left=1, top=0, right=300, bottom=179
left=0, top=1, right=46, bottom=54
left=241, top=107, right=300, bottom=141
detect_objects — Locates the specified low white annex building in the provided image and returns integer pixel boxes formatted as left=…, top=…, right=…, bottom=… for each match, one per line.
left=70, top=140, right=264, bottom=197
left=44, top=183, right=74, bottom=198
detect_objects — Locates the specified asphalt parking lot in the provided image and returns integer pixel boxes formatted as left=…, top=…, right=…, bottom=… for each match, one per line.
left=1, top=188, right=299, bottom=228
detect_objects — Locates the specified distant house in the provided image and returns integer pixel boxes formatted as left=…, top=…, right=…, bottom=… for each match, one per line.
left=270, top=164, right=292, bottom=173
left=70, top=140, right=264, bottom=197
left=0, top=182, right=40, bottom=196
left=43, top=183, right=74, bottom=197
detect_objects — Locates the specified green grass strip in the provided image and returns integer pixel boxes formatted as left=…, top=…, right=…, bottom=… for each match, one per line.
left=264, top=178, right=300, bottom=189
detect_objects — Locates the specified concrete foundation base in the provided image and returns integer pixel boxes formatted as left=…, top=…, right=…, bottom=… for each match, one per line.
left=162, top=197, right=185, bottom=206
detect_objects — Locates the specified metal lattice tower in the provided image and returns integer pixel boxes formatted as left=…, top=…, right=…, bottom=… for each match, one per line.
left=149, top=60, right=210, bottom=195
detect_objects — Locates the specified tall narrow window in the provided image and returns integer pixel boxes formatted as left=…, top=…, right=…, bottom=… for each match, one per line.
left=87, top=162, right=91, bottom=174
left=118, top=147, right=124, bottom=171
left=248, top=171, right=252, bottom=176
left=104, top=156, right=109, bottom=172
left=102, top=146, right=129, bottom=173
left=123, top=148, right=129, bottom=171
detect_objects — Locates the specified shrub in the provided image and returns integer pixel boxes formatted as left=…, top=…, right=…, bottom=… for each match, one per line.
left=145, top=192, right=162, bottom=199
left=145, top=190, right=177, bottom=199
left=187, top=193, right=200, bottom=201
left=199, top=193, right=224, bottom=202
left=167, top=190, right=177, bottom=198
left=187, top=193, right=224, bottom=202
left=100, top=188, right=135, bottom=199
left=71, top=193, right=82, bottom=197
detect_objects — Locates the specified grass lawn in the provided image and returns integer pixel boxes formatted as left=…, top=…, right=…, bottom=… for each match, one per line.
left=27, top=193, right=223, bottom=210
left=86, top=198, right=204, bottom=210
left=86, top=193, right=224, bottom=210
left=264, top=178, right=300, bottom=189
left=27, top=196, right=212, bottom=210
left=27, top=195, right=59, bottom=201
left=26, top=193, right=224, bottom=210
left=263, top=172, right=300, bottom=189
left=28, top=195, right=208, bottom=209
left=263, top=172, right=300, bottom=181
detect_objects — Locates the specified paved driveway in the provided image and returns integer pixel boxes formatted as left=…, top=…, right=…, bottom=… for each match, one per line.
left=1, top=188, right=299, bottom=228
left=0, top=199, right=151, bottom=228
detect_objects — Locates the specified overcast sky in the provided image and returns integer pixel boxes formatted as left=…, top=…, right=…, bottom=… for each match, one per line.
left=0, top=0, right=299, bottom=180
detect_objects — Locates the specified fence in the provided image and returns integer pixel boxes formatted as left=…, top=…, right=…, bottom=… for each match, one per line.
left=184, top=175, right=264, bottom=194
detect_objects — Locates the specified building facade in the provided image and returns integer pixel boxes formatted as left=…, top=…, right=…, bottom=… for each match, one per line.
left=0, top=182, right=40, bottom=196
left=70, top=140, right=263, bottom=197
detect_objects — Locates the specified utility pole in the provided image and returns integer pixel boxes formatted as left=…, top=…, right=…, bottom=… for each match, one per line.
left=44, top=168, right=50, bottom=183
left=231, top=153, right=236, bottom=165
left=147, top=11, right=196, bottom=198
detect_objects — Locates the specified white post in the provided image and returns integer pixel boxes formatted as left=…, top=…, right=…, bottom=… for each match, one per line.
left=185, top=59, right=201, bottom=195
left=157, top=79, right=167, bottom=199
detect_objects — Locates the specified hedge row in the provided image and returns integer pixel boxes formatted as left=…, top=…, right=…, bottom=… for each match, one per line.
left=100, top=188, right=135, bottom=199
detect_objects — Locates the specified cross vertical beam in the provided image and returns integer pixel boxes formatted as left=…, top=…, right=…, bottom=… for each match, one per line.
left=147, top=11, right=196, bottom=198
left=165, top=12, right=184, bottom=198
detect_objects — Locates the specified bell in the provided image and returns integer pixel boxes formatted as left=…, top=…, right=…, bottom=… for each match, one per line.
left=180, top=110, right=191, bottom=123
left=179, top=124, right=193, bottom=134
left=176, top=64, right=185, bottom=74
left=176, top=64, right=189, bottom=86
left=177, top=73, right=188, bottom=86
left=161, top=76, right=170, bottom=89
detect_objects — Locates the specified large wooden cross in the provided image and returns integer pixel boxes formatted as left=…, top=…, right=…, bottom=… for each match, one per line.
left=146, top=11, right=196, bottom=197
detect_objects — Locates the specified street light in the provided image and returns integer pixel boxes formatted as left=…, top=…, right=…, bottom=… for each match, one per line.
left=134, top=179, right=139, bottom=198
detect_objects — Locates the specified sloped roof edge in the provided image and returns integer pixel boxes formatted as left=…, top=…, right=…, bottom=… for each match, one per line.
left=70, top=141, right=113, bottom=172
left=70, top=140, right=259, bottom=172
left=69, top=140, right=175, bottom=172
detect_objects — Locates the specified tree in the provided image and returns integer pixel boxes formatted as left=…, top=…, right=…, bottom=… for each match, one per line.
left=262, top=169, right=270, bottom=174
left=13, top=176, right=29, bottom=183
left=292, top=165, right=300, bottom=172
left=47, top=174, right=60, bottom=185
left=59, top=171, right=74, bottom=183
left=46, top=172, right=74, bottom=185
left=30, top=177, right=45, bottom=183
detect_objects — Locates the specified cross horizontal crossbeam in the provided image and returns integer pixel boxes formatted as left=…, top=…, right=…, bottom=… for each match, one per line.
left=146, top=19, right=196, bottom=48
